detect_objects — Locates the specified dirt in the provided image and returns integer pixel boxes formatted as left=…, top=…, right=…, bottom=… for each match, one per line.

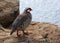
left=0, top=22, right=60, bottom=43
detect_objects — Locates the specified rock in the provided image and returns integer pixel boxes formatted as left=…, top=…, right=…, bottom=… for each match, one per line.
left=0, top=0, right=19, bottom=28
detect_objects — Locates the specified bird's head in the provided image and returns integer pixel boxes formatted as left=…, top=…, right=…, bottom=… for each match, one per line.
left=24, top=7, right=32, bottom=13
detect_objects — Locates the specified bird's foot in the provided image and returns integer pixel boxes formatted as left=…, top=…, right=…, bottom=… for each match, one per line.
left=23, top=32, right=29, bottom=35
left=17, top=34, right=21, bottom=37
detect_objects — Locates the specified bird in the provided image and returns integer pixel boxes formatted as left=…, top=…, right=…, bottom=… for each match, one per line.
left=10, top=7, right=32, bottom=37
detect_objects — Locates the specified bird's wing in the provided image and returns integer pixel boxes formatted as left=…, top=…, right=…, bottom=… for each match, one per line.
left=12, top=14, right=27, bottom=28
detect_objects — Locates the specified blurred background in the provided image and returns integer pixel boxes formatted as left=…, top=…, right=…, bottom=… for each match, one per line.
left=20, top=0, right=60, bottom=26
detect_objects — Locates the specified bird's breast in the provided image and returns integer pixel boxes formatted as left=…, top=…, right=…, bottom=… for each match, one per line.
left=19, top=17, right=31, bottom=29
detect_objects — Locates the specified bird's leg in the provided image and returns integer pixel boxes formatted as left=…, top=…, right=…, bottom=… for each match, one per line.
left=22, top=30, right=29, bottom=35
left=17, top=29, right=18, bottom=36
left=17, top=29, right=20, bottom=37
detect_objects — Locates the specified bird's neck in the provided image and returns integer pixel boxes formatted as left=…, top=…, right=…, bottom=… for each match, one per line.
left=23, top=11, right=32, bottom=19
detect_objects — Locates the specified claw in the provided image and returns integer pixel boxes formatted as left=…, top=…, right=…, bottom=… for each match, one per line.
left=23, top=32, right=29, bottom=35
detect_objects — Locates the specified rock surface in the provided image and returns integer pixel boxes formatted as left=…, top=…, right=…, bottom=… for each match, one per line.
left=0, top=22, right=60, bottom=43
left=0, top=0, right=19, bottom=28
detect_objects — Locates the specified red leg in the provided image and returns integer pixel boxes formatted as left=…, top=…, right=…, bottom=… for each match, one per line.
left=17, top=29, right=19, bottom=37
left=22, top=30, right=29, bottom=35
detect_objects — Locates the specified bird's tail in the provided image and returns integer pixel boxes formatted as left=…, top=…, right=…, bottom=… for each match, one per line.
left=10, top=27, right=16, bottom=35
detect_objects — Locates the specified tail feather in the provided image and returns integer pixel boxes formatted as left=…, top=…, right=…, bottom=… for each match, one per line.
left=10, top=28, right=16, bottom=35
